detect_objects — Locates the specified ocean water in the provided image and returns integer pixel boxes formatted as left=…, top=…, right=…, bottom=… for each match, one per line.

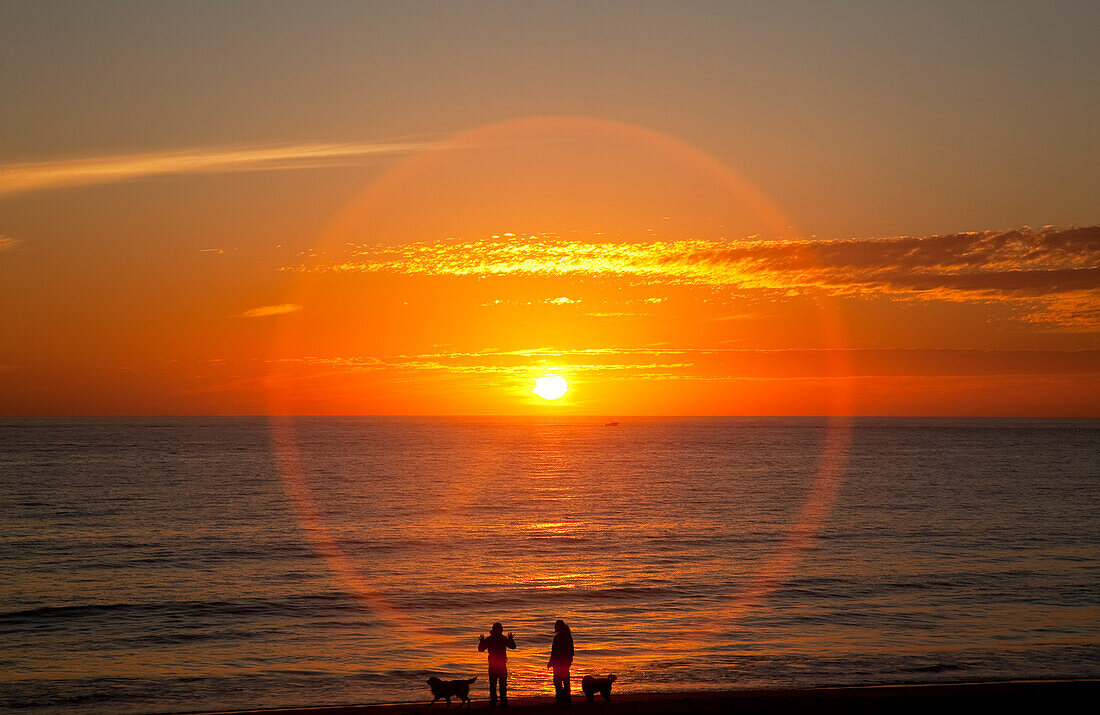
left=1, top=417, right=1097, bottom=713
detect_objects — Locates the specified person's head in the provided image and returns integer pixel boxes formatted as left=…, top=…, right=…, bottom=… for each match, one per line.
left=554, top=619, right=570, bottom=635
left=491, top=622, right=504, bottom=634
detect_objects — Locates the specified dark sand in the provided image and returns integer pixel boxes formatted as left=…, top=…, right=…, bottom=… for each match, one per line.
left=198, top=680, right=1098, bottom=715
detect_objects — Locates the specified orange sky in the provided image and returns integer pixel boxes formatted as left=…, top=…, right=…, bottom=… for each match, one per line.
left=1, top=5, right=1098, bottom=417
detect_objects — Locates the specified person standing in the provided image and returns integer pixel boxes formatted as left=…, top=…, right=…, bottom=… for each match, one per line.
left=546, top=619, right=574, bottom=706
left=478, top=622, right=516, bottom=707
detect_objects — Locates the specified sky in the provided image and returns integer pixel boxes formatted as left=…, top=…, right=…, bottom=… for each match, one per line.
left=1, top=0, right=1097, bottom=416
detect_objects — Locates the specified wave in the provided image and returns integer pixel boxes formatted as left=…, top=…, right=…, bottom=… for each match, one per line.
left=0, top=592, right=372, bottom=628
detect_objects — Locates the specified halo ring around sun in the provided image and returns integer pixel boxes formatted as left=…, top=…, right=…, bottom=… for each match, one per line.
left=267, top=114, right=853, bottom=634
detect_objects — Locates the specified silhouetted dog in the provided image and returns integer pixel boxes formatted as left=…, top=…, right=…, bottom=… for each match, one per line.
left=581, top=674, right=616, bottom=703
left=427, top=676, right=477, bottom=707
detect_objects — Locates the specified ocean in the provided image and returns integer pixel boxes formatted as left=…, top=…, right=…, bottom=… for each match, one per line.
left=1, top=417, right=1097, bottom=713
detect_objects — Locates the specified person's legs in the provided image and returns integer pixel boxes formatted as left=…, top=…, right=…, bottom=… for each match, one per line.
left=499, top=670, right=508, bottom=706
left=554, top=668, right=571, bottom=705
left=489, top=673, right=499, bottom=706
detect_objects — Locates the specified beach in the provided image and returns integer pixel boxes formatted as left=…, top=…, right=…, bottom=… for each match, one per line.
left=199, top=681, right=1099, bottom=714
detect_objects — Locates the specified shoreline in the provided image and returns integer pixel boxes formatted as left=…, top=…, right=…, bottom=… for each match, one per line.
left=185, top=679, right=1100, bottom=715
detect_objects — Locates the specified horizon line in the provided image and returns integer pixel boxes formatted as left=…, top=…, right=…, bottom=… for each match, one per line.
left=1, top=414, right=1096, bottom=420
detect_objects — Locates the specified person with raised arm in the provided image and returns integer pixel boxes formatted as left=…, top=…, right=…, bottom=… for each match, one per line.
left=478, top=622, right=517, bottom=707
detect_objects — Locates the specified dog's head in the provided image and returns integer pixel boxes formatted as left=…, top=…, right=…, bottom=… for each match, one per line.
left=427, top=677, right=442, bottom=687
left=607, top=674, right=617, bottom=683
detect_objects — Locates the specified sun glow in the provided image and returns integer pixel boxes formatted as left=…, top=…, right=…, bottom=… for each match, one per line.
left=533, top=375, right=569, bottom=401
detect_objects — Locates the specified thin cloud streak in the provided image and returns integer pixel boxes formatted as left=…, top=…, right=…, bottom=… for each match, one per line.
left=0, top=141, right=429, bottom=195
left=272, top=349, right=1100, bottom=378
left=236, top=304, right=303, bottom=319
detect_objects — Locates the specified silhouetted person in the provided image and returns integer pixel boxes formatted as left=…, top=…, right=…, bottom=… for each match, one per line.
left=478, top=622, right=516, bottom=707
left=546, top=619, right=574, bottom=706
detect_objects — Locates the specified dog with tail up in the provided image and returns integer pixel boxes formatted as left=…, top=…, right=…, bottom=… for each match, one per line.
left=427, top=676, right=478, bottom=708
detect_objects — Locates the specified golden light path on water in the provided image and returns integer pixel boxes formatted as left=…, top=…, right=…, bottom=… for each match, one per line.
left=266, top=116, right=854, bottom=664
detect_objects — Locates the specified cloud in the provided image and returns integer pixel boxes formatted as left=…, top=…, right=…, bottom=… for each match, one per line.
left=235, top=303, right=302, bottom=319
left=271, top=348, right=1100, bottom=380
left=295, top=226, right=1099, bottom=328
left=0, top=140, right=429, bottom=196
left=481, top=297, right=581, bottom=307
left=707, top=313, right=757, bottom=322
left=1018, top=293, right=1100, bottom=331
left=273, top=355, right=384, bottom=369
left=302, top=227, right=1098, bottom=292
left=704, top=227, right=1100, bottom=297
left=0, top=235, right=20, bottom=251
left=584, top=312, right=653, bottom=318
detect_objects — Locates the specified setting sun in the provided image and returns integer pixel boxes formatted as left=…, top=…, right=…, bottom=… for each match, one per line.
left=533, top=375, right=568, bottom=401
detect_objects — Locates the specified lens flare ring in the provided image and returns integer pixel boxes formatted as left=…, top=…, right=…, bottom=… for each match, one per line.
left=267, top=114, right=853, bottom=646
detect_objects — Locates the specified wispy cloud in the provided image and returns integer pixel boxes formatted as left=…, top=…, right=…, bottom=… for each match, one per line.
left=584, top=311, right=653, bottom=318
left=236, top=303, right=302, bottom=319
left=298, top=227, right=1098, bottom=292
left=272, top=348, right=1100, bottom=380
left=0, top=235, right=20, bottom=251
left=707, top=313, right=757, bottom=322
left=294, top=227, right=1100, bottom=328
left=0, top=141, right=428, bottom=196
left=482, top=297, right=581, bottom=307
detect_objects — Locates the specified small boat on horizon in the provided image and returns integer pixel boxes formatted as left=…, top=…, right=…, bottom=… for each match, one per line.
left=604, top=420, right=619, bottom=426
